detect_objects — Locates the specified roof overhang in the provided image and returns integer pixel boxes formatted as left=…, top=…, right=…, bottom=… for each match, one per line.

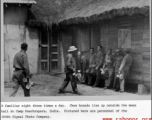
left=3, top=0, right=37, bottom=4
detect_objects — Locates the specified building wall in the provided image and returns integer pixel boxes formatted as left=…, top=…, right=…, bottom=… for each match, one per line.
left=4, top=5, right=39, bottom=82
left=59, top=15, right=150, bottom=88
left=59, top=27, right=73, bottom=72
left=99, top=15, right=150, bottom=86
left=142, top=17, right=150, bottom=86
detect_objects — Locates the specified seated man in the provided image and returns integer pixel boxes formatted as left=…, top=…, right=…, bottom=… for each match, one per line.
left=118, top=48, right=133, bottom=92
left=102, top=49, right=114, bottom=89
left=86, top=48, right=96, bottom=86
left=76, top=51, right=87, bottom=84
left=93, top=45, right=105, bottom=87
left=113, top=49, right=123, bottom=91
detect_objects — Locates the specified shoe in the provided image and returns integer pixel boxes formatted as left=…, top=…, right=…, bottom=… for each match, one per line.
left=119, top=90, right=124, bottom=93
left=73, top=92, right=81, bottom=95
left=58, top=90, right=64, bottom=94
left=107, top=86, right=112, bottom=89
left=115, top=89, right=119, bottom=92
left=104, top=86, right=107, bottom=89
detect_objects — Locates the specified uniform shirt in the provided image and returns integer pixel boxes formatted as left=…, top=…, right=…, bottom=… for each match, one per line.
left=104, top=54, right=114, bottom=68
left=65, top=53, right=76, bottom=73
left=119, top=54, right=133, bottom=72
left=113, top=55, right=123, bottom=73
left=13, top=50, right=30, bottom=77
left=95, top=51, right=104, bottom=68
left=89, top=53, right=96, bottom=68
left=76, top=55, right=87, bottom=72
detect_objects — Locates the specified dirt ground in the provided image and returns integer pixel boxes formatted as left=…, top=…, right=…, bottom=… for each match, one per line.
left=4, top=74, right=151, bottom=98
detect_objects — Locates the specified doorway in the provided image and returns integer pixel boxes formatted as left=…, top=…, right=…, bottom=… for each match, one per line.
left=39, top=29, right=49, bottom=73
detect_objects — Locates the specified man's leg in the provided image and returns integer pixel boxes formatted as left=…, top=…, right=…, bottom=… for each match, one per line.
left=113, top=74, right=117, bottom=89
left=120, top=69, right=129, bottom=92
left=18, top=74, right=30, bottom=97
left=88, top=74, right=93, bottom=85
left=10, top=78, right=20, bottom=97
left=104, top=69, right=109, bottom=88
left=88, top=69, right=94, bottom=85
left=59, top=73, right=70, bottom=93
left=120, top=79, right=125, bottom=92
left=84, top=71, right=88, bottom=84
left=93, top=68, right=101, bottom=87
left=85, top=69, right=90, bottom=84
left=70, top=73, right=79, bottom=94
left=80, top=71, right=87, bottom=84
left=108, top=67, right=114, bottom=88
left=113, top=75, right=120, bottom=91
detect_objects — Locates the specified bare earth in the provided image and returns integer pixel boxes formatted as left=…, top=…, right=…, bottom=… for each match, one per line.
left=4, top=74, right=151, bottom=98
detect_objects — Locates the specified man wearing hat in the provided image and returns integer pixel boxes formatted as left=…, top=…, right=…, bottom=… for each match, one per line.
left=58, top=46, right=81, bottom=95
left=118, top=48, right=133, bottom=92
left=113, top=49, right=123, bottom=91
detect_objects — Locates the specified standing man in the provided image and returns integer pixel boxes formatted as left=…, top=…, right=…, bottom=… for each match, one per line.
left=118, top=49, right=133, bottom=92
left=113, top=49, right=123, bottom=91
left=58, top=46, right=81, bottom=95
left=93, top=45, right=105, bottom=87
left=103, top=49, right=114, bottom=89
left=87, top=48, right=96, bottom=85
left=10, top=43, right=30, bottom=97
left=76, top=51, right=87, bottom=84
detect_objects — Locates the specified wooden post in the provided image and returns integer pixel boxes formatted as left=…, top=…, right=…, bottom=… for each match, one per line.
left=8, top=55, right=11, bottom=82
left=138, top=84, right=149, bottom=95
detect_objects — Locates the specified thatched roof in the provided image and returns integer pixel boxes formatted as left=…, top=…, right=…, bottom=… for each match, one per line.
left=27, top=0, right=75, bottom=27
left=4, top=0, right=37, bottom=4
left=29, top=0, right=150, bottom=26
left=59, top=0, right=150, bottom=24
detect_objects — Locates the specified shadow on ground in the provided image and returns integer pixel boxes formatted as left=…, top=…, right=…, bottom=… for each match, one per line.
left=4, top=74, right=150, bottom=97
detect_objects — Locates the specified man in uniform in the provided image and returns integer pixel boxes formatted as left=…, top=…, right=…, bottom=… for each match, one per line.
left=76, top=51, right=87, bottom=84
left=58, top=46, right=81, bottom=95
left=118, top=49, right=133, bottom=92
left=87, top=48, right=96, bottom=85
left=10, top=43, right=30, bottom=97
left=103, top=49, right=114, bottom=89
left=113, top=49, right=123, bottom=91
left=93, top=45, right=105, bottom=87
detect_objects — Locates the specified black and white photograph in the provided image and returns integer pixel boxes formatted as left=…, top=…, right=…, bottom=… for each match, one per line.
left=2, top=0, right=151, bottom=98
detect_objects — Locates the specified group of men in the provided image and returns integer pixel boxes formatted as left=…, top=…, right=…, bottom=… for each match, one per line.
left=58, top=45, right=133, bottom=95
left=10, top=43, right=132, bottom=97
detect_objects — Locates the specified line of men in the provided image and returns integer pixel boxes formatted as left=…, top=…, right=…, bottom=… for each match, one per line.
left=59, top=45, right=132, bottom=95
left=10, top=43, right=132, bottom=97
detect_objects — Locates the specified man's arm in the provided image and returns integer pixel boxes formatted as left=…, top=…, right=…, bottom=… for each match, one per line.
left=98, top=53, right=105, bottom=68
left=119, top=56, right=127, bottom=72
left=23, top=54, right=30, bottom=77
left=67, top=54, right=75, bottom=72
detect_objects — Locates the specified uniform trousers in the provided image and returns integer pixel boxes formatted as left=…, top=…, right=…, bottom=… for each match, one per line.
left=10, top=70, right=30, bottom=97
left=59, top=72, right=78, bottom=93
left=104, top=67, right=114, bottom=88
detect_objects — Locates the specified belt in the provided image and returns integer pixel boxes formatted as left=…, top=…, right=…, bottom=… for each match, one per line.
left=15, top=68, right=23, bottom=71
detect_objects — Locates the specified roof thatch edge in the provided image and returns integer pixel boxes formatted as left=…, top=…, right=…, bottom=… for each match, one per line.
left=59, top=6, right=149, bottom=25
